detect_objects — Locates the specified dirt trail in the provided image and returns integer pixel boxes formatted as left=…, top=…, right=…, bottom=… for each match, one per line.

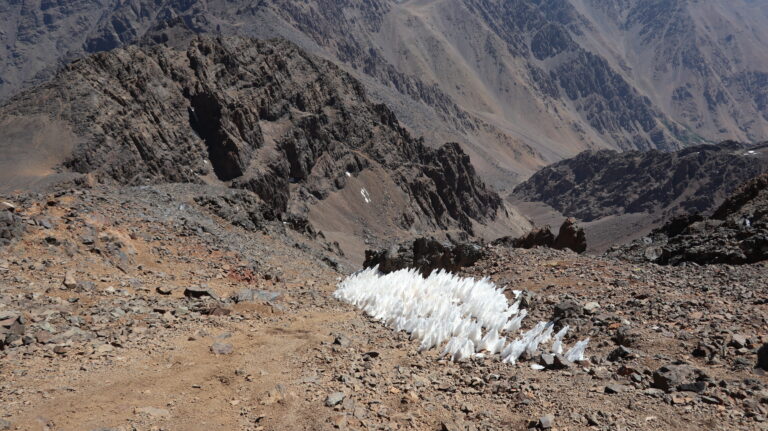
left=9, top=301, right=355, bottom=430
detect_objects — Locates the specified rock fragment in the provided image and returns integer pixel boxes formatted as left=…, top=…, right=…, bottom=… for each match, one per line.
left=325, top=392, right=345, bottom=407
left=184, top=286, right=219, bottom=300
left=652, top=364, right=698, bottom=392
left=210, top=342, right=233, bottom=355
left=63, top=270, right=78, bottom=288
left=538, top=414, right=555, bottom=429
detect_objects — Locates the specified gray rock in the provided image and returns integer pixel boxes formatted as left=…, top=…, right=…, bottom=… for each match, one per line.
left=583, top=302, right=601, bottom=314
left=644, top=246, right=663, bottom=261
left=553, top=355, right=574, bottom=369
left=184, top=286, right=219, bottom=301
left=333, top=335, right=351, bottom=347
left=233, top=289, right=281, bottom=303
left=63, top=270, right=77, bottom=288
left=607, top=346, right=634, bottom=362
left=605, top=384, right=629, bottom=394
left=553, top=301, right=581, bottom=320
left=0, top=418, right=11, bottom=430
left=539, top=354, right=555, bottom=368
left=700, top=395, right=724, bottom=405
left=135, top=406, right=170, bottom=418
left=538, top=414, right=555, bottom=429
left=729, top=334, right=749, bottom=349
left=678, top=382, right=706, bottom=393
left=652, top=364, right=697, bottom=392
left=325, top=392, right=345, bottom=407
left=210, top=342, right=233, bottom=355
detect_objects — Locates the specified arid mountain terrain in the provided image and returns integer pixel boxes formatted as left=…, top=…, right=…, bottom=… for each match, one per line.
left=2, top=0, right=767, bottom=190
left=612, top=172, right=768, bottom=266
left=1, top=187, right=767, bottom=430
left=511, top=141, right=768, bottom=251
left=1, top=2, right=768, bottom=431
left=0, top=35, right=529, bottom=261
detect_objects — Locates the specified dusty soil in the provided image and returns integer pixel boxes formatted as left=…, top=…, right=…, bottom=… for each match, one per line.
left=1, top=186, right=767, bottom=431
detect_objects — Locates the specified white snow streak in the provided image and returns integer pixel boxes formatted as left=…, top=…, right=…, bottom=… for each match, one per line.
left=360, top=188, right=372, bottom=204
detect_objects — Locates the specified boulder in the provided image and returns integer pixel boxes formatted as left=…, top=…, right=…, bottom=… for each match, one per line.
left=494, top=218, right=586, bottom=253
left=758, top=343, right=768, bottom=371
left=651, top=364, right=699, bottom=392
left=363, top=238, right=484, bottom=276
left=552, top=218, right=587, bottom=253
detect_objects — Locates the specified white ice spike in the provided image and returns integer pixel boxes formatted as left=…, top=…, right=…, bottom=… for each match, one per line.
left=333, top=267, right=588, bottom=365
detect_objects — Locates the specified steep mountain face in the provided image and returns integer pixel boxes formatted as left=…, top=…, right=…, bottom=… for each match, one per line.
left=0, top=36, right=519, bottom=257
left=611, top=173, right=768, bottom=265
left=569, top=0, right=768, bottom=145
left=3, top=1, right=766, bottom=192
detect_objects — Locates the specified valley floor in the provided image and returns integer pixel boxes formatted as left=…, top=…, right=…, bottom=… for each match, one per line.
left=1, top=187, right=767, bottom=430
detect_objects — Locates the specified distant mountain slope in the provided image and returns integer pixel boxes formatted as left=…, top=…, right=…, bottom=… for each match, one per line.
left=510, top=141, right=768, bottom=250
left=569, top=0, right=768, bottom=145
left=512, top=141, right=768, bottom=222
left=0, top=36, right=527, bottom=257
left=1, top=1, right=767, bottom=189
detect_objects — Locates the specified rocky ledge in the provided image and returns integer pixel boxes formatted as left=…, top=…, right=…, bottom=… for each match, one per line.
left=609, top=173, right=768, bottom=265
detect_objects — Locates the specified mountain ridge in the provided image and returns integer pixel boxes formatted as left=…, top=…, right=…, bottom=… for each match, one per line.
left=3, top=0, right=766, bottom=190
left=0, top=35, right=527, bottom=260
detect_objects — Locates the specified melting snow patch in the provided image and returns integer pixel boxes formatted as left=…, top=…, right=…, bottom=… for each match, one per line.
left=360, top=188, right=372, bottom=204
left=345, top=171, right=352, bottom=177
left=334, top=267, right=589, bottom=363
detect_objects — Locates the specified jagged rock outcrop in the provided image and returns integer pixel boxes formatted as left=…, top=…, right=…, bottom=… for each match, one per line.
left=494, top=227, right=556, bottom=250
left=0, top=36, right=501, bottom=238
left=552, top=218, right=587, bottom=253
left=6, top=1, right=768, bottom=192
left=363, top=238, right=485, bottom=277
left=512, top=142, right=768, bottom=222
left=0, top=204, right=24, bottom=247
left=610, top=174, right=768, bottom=265
left=492, top=218, right=586, bottom=254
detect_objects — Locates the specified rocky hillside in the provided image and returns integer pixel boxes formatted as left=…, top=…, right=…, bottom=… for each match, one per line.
left=1, top=187, right=766, bottom=429
left=0, top=35, right=520, bottom=259
left=2, top=1, right=767, bottom=190
left=512, top=141, right=768, bottom=221
left=571, top=0, right=768, bottom=145
left=611, top=173, right=768, bottom=265
left=509, top=141, right=768, bottom=251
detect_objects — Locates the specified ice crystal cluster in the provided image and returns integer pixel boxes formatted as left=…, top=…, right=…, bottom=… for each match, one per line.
left=334, top=267, right=589, bottom=363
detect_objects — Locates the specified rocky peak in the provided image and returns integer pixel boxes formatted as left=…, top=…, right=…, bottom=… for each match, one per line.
left=0, top=35, right=503, bottom=242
